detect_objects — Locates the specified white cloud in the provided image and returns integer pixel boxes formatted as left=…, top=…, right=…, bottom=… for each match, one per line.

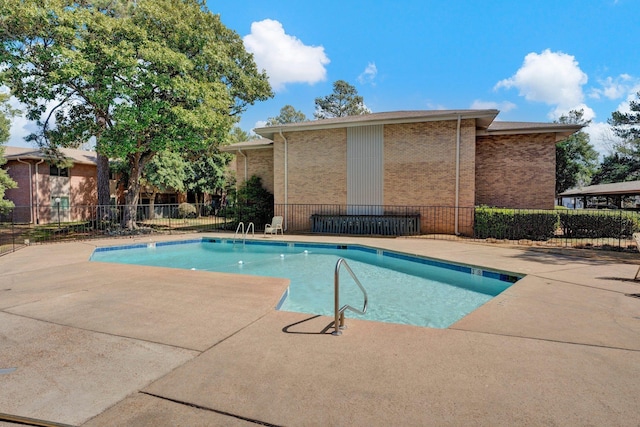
left=470, top=100, right=516, bottom=113
left=357, top=62, right=378, bottom=85
left=550, top=103, right=596, bottom=121
left=2, top=90, right=34, bottom=147
left=425, top=102, right=448, bottom=110
left=614, top=82, right=640, bottom=114
left=589, top=74, right=634, bottom=100
left=253, top=120, right=268, bottom=130
left=243, top=19, right=330, bottom=92
left=495, top=49, right=588, bottom=116
left=584, top=121, right=621, bottom=158
left=7, top=114, right=35, bottom=147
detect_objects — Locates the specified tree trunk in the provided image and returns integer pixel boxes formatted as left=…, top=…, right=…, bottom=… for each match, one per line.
left=149, top=190, right=157, bottom=220
left=96, top=153, right=110, bottom=206
left=95, top=116, right=111, bottom=207
left=122, top=155, right=143, bottom=229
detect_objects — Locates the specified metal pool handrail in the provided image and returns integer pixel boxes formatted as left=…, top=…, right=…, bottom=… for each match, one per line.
left=332, top=258, right=368, bottom=336
left=233, top=222, right=254, bottom=244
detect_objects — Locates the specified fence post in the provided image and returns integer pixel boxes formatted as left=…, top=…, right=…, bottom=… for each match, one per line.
left=11, top=213, right=15, bottom=253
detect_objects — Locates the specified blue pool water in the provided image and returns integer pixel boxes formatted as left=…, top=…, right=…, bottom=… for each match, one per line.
left=90, top=238, right=519, bottom=328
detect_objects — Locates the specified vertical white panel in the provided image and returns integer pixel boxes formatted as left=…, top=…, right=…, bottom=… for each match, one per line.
left=347, top=125, right=383, bottom=214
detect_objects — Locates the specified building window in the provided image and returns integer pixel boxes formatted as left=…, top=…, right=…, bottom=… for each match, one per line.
left=50, top=164, right=69, bottom=177
left=51, top=196, right=70, bottom=222
left=51, top=196, right=70, bottom=209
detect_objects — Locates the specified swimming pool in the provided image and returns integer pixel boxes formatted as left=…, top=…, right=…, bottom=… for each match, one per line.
left=90, top=238, right=520, bottom=328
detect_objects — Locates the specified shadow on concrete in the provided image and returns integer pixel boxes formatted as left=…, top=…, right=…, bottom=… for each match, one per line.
left=512, top=247, right=637, bottom=266
left=597, top=277, right=640, bottom=284
left=282, top=315, right=335, bottom=335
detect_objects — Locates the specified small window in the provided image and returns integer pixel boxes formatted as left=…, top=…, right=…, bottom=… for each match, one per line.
left=51, top=196, right=70, bottom=209
left=50, top=165, right=69, bottom=177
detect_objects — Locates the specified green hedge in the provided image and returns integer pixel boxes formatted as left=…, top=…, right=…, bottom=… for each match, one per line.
left=475, top=207, right=640, bottom=241
left=558, top=210, right=640, bottom=238
left=474, top=207, right=558, bottom=241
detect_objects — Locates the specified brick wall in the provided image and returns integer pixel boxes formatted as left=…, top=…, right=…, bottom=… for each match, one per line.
left=4, top=160, right=31, bottom=207
left=384, top=120, right=475, bottom=206
left=70, top=163, right=98, bottom=206
left=274, top=129, right=347, bottom=205
left=273, top=121, right=478, bottom=234
left=273, top=129, right=346, bottom=230
left=384, top=119, right=476, bottom=233
left=252, top=121, right=558, bottom=233
left=234, top=148, right=274, bottom=194
left=4, top=160, right=33, bottom=222
left=475, top=133, right=557, bottom=209
left=4, top=160, right=98, bottom=223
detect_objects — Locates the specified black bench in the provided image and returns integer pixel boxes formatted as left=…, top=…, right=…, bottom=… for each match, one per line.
left=310, top=214, right=420, bottom=236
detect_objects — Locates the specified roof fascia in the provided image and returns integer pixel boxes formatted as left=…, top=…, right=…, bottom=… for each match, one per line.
left=219, top=142, right=274, bottom=152
left=477, top=126, right=583, bottom=142
left=255, top=110, right=499, bottom=139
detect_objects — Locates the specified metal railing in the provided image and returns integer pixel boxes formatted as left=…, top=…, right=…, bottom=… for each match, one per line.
left=332, top=258, right=368, bottom=336
left=233, top=221, right=254, bottom=244
left=1, top=203, right=639, bottom=256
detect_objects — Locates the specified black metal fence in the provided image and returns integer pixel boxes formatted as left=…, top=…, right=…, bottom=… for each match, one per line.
left=1, top=203, right=639, bottom=256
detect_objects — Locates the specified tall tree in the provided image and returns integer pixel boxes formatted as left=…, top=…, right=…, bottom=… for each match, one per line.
left=314, top=80, right=371, bottom=119
left=229, top=126, right=260, bottom=143
left=185, top=149, right=232, bottom=210
left=591, top=153, right=640, bottom=184
left=609, top=91, right=640, bottom=149
left=266, top=104, right=307, bottom=126
left=1, top=1, right=134, bottom=205
left=0, top=0, right=272, bottom=228
left=141, top=151, right=187, bottom=219
left=555, top=109, right=598, bottom=194
left=0, top=93, right=17, bottom=213
left=591, top=91, right=640, bottom=184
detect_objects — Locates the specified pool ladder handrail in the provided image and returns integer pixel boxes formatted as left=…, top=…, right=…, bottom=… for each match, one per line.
left=233, top=222, right=254, bottom=244
left=332, top=258, right=368, bottom=336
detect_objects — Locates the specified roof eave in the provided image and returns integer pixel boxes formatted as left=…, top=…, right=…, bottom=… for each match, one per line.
left=5, top=154, right=96, bottom=165
left=254, top=110, right=500, bottom=139
left=219, top=141, right=274, bottom=153
left=478, top=125, right=583, bottom=142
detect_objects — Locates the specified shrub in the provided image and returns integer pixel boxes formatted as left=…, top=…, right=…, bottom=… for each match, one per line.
left=178, top=202, right=197, bottom=219
left=227, top=176, right=274, bottom=229
left=200, top=204, right=213, bottom=217
left=474, top=207, right=558, bottom=241
left=558, top=210, right=640, bottom=238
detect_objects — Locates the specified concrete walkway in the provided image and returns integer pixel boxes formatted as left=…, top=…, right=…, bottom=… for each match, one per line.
left=0, top=234, right=638, bottom=426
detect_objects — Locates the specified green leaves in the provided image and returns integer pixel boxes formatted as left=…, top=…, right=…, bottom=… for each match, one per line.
left=0, top=94, right=17, bottom=212
left=592, top=92, right=640, bottom=185
left=266, top=105, right=307, bottom=126
left=609, top=91, right=640, bottom=144
left=555, top=109, right=598, bottom=193
left=1, top=0, right=272, bottom=215
left=314, top=80, right=371, bottom=119
left=142, top=151, right=188, bottom=193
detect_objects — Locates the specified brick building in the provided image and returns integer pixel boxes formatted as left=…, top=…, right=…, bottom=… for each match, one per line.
left=3, top=146, right=193, bottom=223
left=3, top=146, right=98, bottom=224
left=223, top=110, right=581, bottom=235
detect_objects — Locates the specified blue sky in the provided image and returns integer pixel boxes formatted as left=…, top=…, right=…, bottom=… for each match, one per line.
left=6, top=0, right=639, bottom=156
left=209, top=0, right=638, bottom=156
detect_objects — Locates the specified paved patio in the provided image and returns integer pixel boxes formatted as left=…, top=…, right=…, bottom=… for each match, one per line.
left=0, top=234, right=639, bottom=426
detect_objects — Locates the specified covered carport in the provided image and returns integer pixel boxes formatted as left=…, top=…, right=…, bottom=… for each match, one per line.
left=558, top=180, right=640, bottom=210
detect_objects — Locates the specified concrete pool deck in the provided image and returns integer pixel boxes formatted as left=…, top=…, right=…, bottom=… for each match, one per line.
left=0, top=233, right=639, bottom=426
